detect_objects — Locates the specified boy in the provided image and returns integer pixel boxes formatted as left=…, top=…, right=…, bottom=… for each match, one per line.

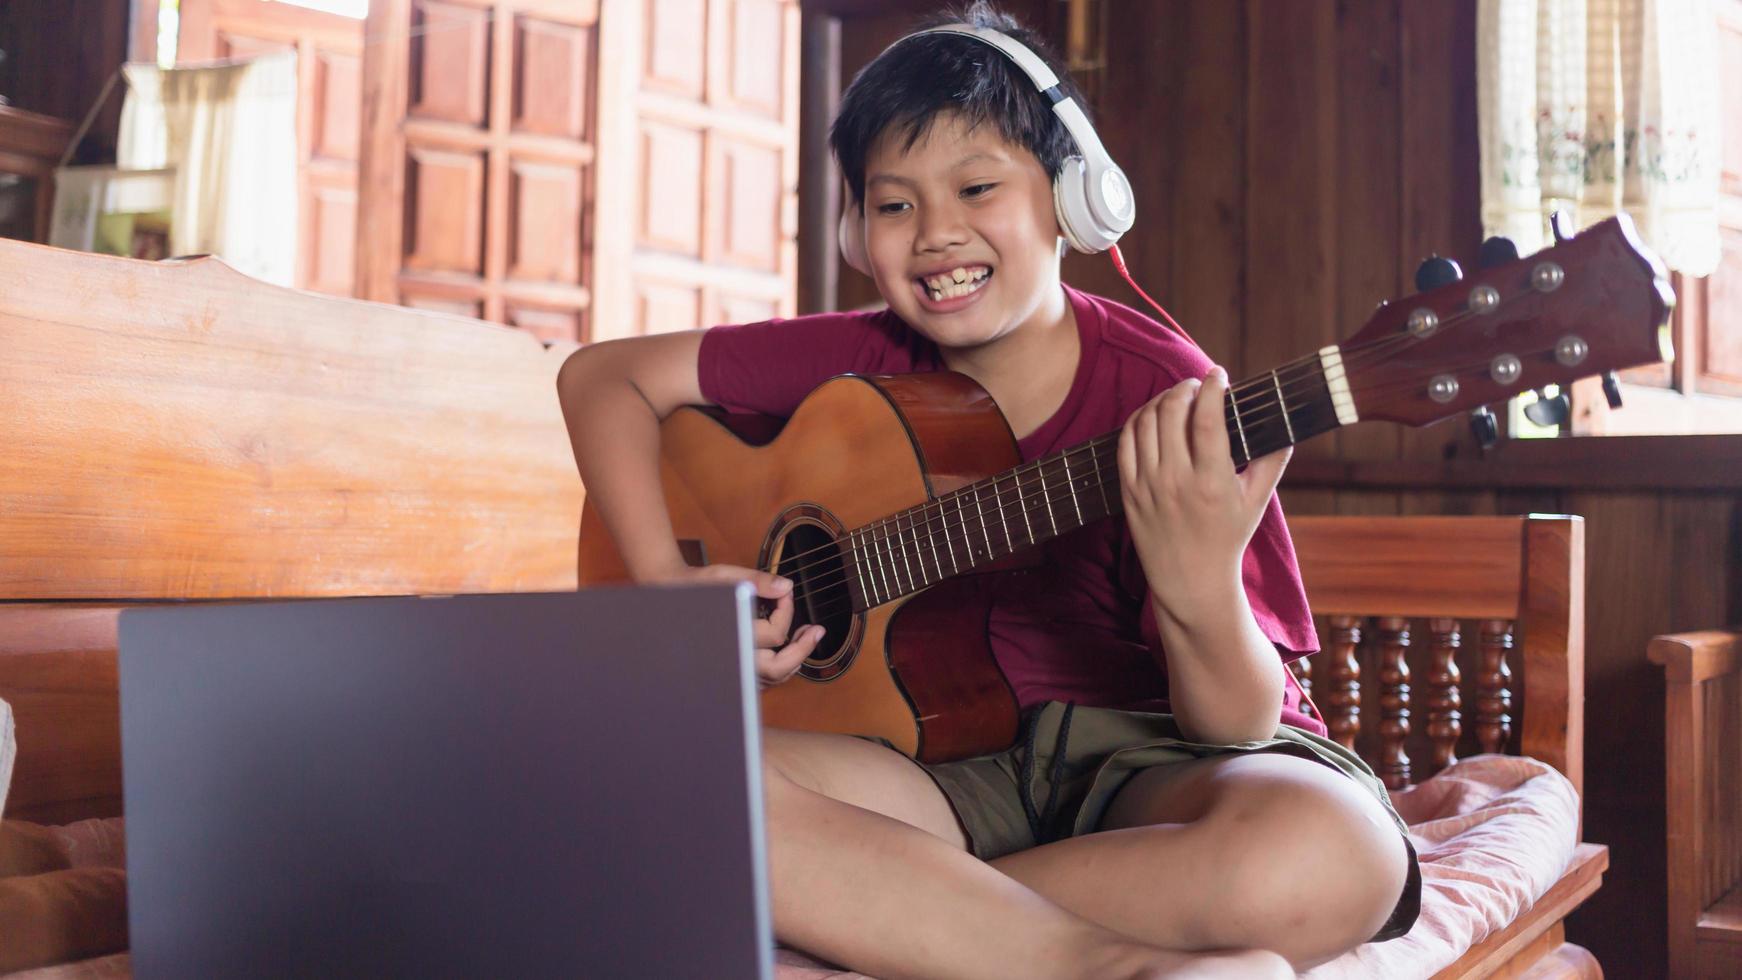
left=558, top=4, right=1417, bottom=977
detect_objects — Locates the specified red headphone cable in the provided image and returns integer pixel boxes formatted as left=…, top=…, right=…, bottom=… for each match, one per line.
left=1107, top=243, right=1203, bottom=355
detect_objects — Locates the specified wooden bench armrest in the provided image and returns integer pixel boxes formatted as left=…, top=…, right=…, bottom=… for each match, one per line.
left=1653, top=626, right=1742, bottom=979
left=1648, top=629, right=1742, bottom=684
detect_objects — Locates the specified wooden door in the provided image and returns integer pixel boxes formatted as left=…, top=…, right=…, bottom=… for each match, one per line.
left=176, top=0, right=364, bottom=296
left=355, top=0, right=600, bottom=341
left=588, top=0, right=801, bottom=340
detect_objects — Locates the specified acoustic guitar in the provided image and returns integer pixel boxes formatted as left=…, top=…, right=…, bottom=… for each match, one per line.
left=577, top=214, right=1674, bottom=763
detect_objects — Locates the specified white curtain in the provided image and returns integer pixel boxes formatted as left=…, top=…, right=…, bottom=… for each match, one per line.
left=1478, top=0, right=1722, bottom=276
left=118, top=52, right=299, bottom=286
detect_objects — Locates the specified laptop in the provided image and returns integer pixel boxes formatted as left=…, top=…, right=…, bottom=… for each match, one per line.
left=118, top=585, right=771, bottom=979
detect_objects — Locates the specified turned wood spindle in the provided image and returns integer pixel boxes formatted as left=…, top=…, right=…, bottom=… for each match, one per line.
left=1425, top=618, right=1463, bottom=776
left=1325, top=615, right=1362, bottom=751
left=1376, top=616, right=1412, bottom=789
left=1291, top=655, right=1313, bottom=703
left=1476, top=618, right=1514, bottom=755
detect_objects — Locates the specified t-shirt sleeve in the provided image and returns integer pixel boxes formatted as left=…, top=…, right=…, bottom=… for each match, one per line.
left=696, top=309, right=932, bottom=417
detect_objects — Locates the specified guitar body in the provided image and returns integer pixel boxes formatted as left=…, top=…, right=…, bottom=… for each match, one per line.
left=576, top=372, right=1027, bottom=762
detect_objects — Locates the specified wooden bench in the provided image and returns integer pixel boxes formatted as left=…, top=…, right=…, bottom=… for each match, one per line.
left=1651, top=627, right=1742, bottom=979
left=0, top=239, right=1603, bottom=977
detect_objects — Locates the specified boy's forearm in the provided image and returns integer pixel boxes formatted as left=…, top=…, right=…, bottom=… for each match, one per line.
left=558, top=361, right=684, bottom=581
left=1149, top=584, right=1284, bottom=744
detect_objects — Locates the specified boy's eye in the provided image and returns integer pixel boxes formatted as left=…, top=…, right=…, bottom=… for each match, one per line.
left=876, top=201, right=911, bottom=216
left=962, top=183, right=997, bottom=198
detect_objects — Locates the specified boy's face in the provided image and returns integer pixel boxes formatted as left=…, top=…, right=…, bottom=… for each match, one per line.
left=861, top=113, right=1062, bottom=349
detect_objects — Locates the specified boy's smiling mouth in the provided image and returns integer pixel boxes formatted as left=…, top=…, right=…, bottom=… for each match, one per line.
left=917, top=264, right=993, bottom=302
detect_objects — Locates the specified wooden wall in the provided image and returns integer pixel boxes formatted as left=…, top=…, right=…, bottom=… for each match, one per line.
left=0, top=1, right=133, bottom=165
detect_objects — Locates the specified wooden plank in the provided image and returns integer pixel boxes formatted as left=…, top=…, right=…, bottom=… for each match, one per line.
left=1650, top=631, right=1742, bottom=686
left=1290, top=516, right=1526, bottom=619
left=1520, top=516, right=1584, bottom=798
left=1243, top=0, right=1336, bottom=438
left=1432, top=844, right=1609, bottom=980
left=0, top=240, right=582, bottom=600
left=354, top=0, right=413, bottom=304
left=1283, top=434, right=1742, bottom=492
left=1330, top=0, right=1403, bottom=487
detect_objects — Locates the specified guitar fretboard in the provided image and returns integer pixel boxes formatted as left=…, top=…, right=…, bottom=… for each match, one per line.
left=840, top=357, right=1344, bottom=610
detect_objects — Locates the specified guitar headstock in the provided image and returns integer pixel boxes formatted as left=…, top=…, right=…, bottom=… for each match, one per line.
left=1340, top=214, right=1675, bottom=428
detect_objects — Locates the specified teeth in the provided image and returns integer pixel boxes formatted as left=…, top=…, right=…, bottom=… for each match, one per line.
left=921, top=266, right=990, bottom=294
left=925, top=272, right=991, bottom=301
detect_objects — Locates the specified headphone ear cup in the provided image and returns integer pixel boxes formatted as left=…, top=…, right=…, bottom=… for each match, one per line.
left=837, top=204, right=871, bottom=277
left=1052, top=156, right=1101, bottom=254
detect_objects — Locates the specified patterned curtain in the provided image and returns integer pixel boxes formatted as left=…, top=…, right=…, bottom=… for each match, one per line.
left=1478, top=0, right=1722, bottom=276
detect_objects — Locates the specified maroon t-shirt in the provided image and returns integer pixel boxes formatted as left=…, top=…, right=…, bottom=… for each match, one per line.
left=698, top=285, right=1326, bottom=735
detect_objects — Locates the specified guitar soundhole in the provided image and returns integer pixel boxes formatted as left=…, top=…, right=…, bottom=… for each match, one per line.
left=765, top=511, right=861, bottom=682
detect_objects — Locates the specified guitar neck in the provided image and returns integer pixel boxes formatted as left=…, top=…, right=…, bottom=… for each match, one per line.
left=841, top=349, right=1350, bottom=610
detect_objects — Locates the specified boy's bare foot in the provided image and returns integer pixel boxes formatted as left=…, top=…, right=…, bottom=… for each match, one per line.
left=1087, top=941, right=1292, bottom=980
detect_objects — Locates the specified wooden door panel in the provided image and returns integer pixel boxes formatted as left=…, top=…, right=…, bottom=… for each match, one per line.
left=637, top=279, right=703, bottom=334
left=1704, top=225, right=1742, bottom=388
left=514, top=15, right=594, bottom=139
left=644, top=0, right=708, bottom=98
left=409, top=0, right=492, bottom=126
left=712, top=134, right=784, bottom=272
left=509, top=159, right=586, bottom=283
left=305, top=180, right=357, bottom=295
left=404, top=147, right=487, bottom=274
left=314, top=49, right=361, bottom=162
left=638, top=120, right=707, bottom=255
left=714, top=0, right=786, bottom=118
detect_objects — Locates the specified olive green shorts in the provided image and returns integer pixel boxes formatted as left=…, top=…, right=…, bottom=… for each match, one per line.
left=912, top=702, right=1422, bottom=943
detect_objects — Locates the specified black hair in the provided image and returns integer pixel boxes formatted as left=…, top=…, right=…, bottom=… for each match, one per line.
left=828, top=1, right=1085, bottom=210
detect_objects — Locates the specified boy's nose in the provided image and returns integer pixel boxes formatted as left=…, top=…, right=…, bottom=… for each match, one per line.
left=914, top=207, right=971, bottom=253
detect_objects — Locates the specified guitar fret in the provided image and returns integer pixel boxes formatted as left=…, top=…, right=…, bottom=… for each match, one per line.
left=923, top=503, right=945, bottom=581
left=905, top=515, right=919, bottom=591
left=872, top=523, right=894, bottom=601
left=974, top=484, right=994, bottom=559
left=994, top=476, right=1016, bottom=555
left=1088, top=440, right=1111, bottom=514
left=906, top=510, right=927, bottom=587
left=1061, top=453, right=1083, bottom=525
left=940, top=494, right=961, bottom=574
left=1227, top=387, right=1252, bottom=466
left=1271, top=368, right=1296, bottom=444
left=1015, top=471, right=1035, bottom=545
left=1039, top=463, right=1058, bottom=536
left=850, top=530, right=873, bottom=607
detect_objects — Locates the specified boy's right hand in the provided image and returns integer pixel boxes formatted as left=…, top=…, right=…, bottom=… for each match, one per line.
left=641, top=563, right=825, bottom=688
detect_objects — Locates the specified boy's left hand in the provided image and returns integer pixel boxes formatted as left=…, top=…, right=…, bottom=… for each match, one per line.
left=1117, top=365, right=1291, bottom=622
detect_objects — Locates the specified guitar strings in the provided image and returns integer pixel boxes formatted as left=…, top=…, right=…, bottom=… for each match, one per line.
left=784, top=339, right=1567, bottom=619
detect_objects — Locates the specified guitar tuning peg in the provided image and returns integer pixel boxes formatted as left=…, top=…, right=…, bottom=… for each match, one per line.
left=1521, top=388, right=1570, bottom=427
left=1478, top=236, right=1520, bottom=269
left=1549, top=211, right=1576, bottom=243
left=1469, top=406, right=1498, bottom=450
left=1415, top=255, right=1464, bottom=293
left=1602, top=371, right=1623, bottom=409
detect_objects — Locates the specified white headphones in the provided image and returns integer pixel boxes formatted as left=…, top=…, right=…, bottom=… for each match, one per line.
left=837, top=23, right=1135, bottom=277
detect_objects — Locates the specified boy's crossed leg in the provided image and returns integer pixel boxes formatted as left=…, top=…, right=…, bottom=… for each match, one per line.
left=762, top=726, right=1403, bottom=978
